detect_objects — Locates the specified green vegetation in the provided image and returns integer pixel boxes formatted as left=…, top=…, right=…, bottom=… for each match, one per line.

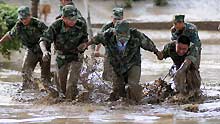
left=0, top=3, right=21, bottom=59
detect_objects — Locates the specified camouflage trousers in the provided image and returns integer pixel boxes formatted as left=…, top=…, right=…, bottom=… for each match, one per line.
left=109, top=65, right=143, bottom=103
left=56, top=59, right=82, bottom=101
left=174, top=67, right=201, bottom=94
left=102, top=57, right=114, bottom=82
left=22, top=49, right=51, bottom=89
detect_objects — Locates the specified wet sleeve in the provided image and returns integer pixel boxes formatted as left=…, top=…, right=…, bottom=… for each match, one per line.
left=7, top=24, right=18, bottom=39
left=80, top=22, right=88, bottom=43
left=162, top=43, right=170, bottom=59
left=139, top=32, right=158, bottom=53
left=39, top=25, right=55, bottom=44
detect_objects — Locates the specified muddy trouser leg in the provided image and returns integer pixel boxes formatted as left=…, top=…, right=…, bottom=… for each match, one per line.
left=109, top=71, right=126, bottom=101
left=39, top=54, right=51, bottom=86
left=57, top=63, right=69, bottom=94
left=21, top=50, right=39, bottom=89
left=126, top=65, right=143, bottom=103
left=102, top=57, right=114, bottom=82
left=186, top=69, right=201, bottom=94
left=65, top=60, right=82, bottom=101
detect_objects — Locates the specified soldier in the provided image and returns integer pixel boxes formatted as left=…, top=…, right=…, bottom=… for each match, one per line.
left=39, top=5, right=88, bottom=101
left=171, top=14, right=201, bottom=65
left=0, top=6, right=51, bottom=90
left=157, top=35, right=201, bottom=96
left=56, top=0, right=84, bottom=21
left=95, top=7, right=124, bottom=82
left=80, top=20, right=161, bottom=103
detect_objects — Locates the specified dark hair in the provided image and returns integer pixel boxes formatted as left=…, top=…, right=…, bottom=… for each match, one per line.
left=177, top=35, right=190, bottom=46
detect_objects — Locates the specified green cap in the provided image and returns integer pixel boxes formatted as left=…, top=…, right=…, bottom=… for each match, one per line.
left=17, top=6, right=30, bottom=19
left=112, top=7, right=123, bottom=20
left=62, top=5, right=78, bottom=20
left=115, top=20, right=129, bottom=34
left=173, top=14, right=185, bottom=23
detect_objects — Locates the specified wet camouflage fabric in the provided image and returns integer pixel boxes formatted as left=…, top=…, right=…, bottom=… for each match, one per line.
left=8, top=17, right=48, bottom=53
left=93, top=28, right=158, bottom=76
left=162, top=41, right=199, bottom=69
left=40, top=18, right=88, bottom=68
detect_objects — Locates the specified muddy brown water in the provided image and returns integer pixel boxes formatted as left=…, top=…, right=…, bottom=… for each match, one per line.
left=0, top=30, right=220, bottom=124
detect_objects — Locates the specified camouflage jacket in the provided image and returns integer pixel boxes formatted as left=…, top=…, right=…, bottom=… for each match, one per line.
left=171, top=22, right=201, bottom=49
left=40, top=18, right=88, bottom=68
left=8, top=17, right=48, bottom=53
left=93, top=28, right=158, bottom=76
left=162, top=41, right=199, bottom=70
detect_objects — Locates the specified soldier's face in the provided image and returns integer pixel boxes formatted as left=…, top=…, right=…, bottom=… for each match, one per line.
left=176, top=43, right=189, bottom=56
left=174, top=22, right=184, bottom=30
left=63, top=17, right=77, bottom=27
left=20, top=16, right=31, bottom=26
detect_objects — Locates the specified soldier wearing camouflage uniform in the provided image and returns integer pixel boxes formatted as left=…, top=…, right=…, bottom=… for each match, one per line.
left=157, top=35, right=201, bottom=96
left=39, top=5, right=88, bottom=101
left=171, top=14, right=201, bottom=65
left=82, top=20, right=161, bottom=103
left=95, top=7, right=124, bottom=82
left=0, top=6, right=50, bottom=90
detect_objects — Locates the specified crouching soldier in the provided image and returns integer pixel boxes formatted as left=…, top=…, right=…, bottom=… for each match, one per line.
left=0, top=6, right=51, bottom=90
left=79, top=20, right=161, bottom=103
left=157, top=35, right=201, bottom=97
left=171, top=14, right=201, bottom=65
left=39, top=5, right=88, bottom=101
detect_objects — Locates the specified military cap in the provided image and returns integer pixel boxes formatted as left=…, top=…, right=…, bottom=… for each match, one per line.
left=17, top=6, right=30, bottom=19
left=112, top=7, right=123, bottom=20
left=62, top=5, right=77, bottom=20
left=173, top=14, right=185, bottom=23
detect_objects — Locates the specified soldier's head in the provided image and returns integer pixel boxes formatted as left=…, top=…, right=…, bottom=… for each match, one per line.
left=17, top=6, right=31, bottom=26
left=112, top=8, right=124, bottom=24
left=62, top=5, right=78, bottom=27
left=176, top=35, right=190, bottom=56
left=60, top=0, right=73, bottom=6
left=115, top=20, right=130, bottom=42
left=173, top=14, right=185, bottom=30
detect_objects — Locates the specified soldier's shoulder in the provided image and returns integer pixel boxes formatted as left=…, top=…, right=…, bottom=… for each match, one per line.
left=130, top=28, right=142, bottom=37
left=31, top=17, right=47, bottom=27
left=164, top=41, right=175, bottom=49
left=50, top=18, right=63, bottom=28
left=185, top=22, right=197, bottom=31
left=102, top=21, right=114, bottom=30
left=75, top=19, right=87, bottom=29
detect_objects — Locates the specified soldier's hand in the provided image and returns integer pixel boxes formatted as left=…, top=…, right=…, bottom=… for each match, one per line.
left=156, top=51, right=163, bottom=60
left=77, top=43, right=88, bottom=52
left=42, top=51, right=50, bottom=62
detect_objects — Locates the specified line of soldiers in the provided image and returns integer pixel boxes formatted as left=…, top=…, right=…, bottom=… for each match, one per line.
left=0, top=0, right=201, bottom=104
